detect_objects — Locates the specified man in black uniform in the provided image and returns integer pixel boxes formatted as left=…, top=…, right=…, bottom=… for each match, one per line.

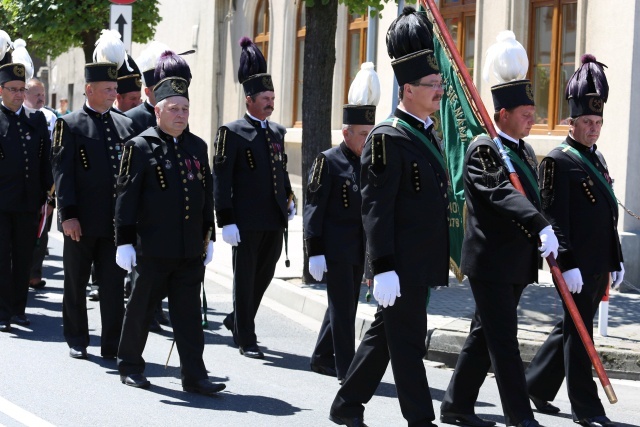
left=525, top=55, right=622, bottom=427
left=51, top=61, right=135, bottom=359
left=305, top=62, right=379, bottom=383
left=213, top=37, right=295, bottom=359
left=330, top=8, right=449, bottom=427
left=114, top=76, right=224, bottom=395
left=440, top=32, right=558, bottom=427
left=0, top=58, right=52, bottom=332
left=113, top=55, right=142, bottom=114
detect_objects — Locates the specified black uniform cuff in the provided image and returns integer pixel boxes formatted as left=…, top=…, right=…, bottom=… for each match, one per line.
left=528, top=214, right=550, bottom=235
left=203, top=221, right=215, bottom=242
left=371, top=255, right=396, bottom=276
left=59, top=205, right=79, bottom=222
left=215, top=208, right=235, bottom=227
left=116, top=224, right=137, bottom=246
left=305, top=237, right=324, bottom=257
left=556, top=251, right=578, bottom=272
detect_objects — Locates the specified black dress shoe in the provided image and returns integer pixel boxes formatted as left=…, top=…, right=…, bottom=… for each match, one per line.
left=29, top=279, right=46, bottom=289
left=441, top=411, right=496, bottom=427
left=120, top=373, right=150, bottom=389
left=516, top=419, right=539, bottom=427
left=183, top=379, right=226, bottom=395
left=10, top=314, right=30, bottom=326
left=577, top=415, right=617, bottom=427
left=0, top=320, right=11, bottom=333
left=69, top=346, right=88, bottom=359
left=222, top=315, right=234, bottom=331
left=310, top=363, right=337, bottom=377
left=239, top=344, right=264, bottom=359
left=329, top=413, right=368, bottom=427
left=530, top=395, right=560, bottom=414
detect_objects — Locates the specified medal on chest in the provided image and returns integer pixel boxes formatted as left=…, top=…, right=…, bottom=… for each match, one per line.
left=185, top=158, right=201, bottom=181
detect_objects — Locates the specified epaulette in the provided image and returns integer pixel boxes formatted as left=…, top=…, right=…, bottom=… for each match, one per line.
left=117, top=143, right=135, bottom=191
left=215, top=127, right=228, bottom=157
left=307, top=153, right=326, bottom=194
left=474, top=145, right=506, bottom=188
left=539, top=157, right=555, bottom=210
left=370, top=133, right=387, bottom=172
left=52, top=119, right=65, bottom=149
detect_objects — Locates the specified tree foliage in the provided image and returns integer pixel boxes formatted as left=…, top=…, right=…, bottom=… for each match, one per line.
left=1, top=0, right=161, bottom=62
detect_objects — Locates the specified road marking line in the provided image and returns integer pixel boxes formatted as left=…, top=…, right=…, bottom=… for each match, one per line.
left=0, top=396, right=56, bottom=427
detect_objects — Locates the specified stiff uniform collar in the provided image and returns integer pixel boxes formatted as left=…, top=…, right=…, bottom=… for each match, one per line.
left=339, top=141, right=359, bottom=161
left=245, top=112, right=268, bottom=129
left=567, top=134, right=596, bottom=153
left=395, top=107, right=433, bottom=131
left=144, top=100, right=155, bottom=112
left=1, top=103, right=22, bottom=116
left=84, top=102, right=111, bottom=119
left=496, top=127, right=524, bottom=152
left=157, top=127, right=184, bottom=144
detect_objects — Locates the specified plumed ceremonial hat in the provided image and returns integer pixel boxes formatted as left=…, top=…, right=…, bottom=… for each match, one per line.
left=154, top=76, right=189, bottom=103
left=9, top=39, right=33, bottom=80
left=117, top=54, right=142, bottom=94
left=154, top=50, right=192, bottom=84
left=386, top=7, right=439, bottom=85
left=0, top=30, right=12, bottom=66
left=343, top=62, right=380, bottom=125
left=86, top=30, right=129, bottom=83
left=238, top=37, right=273, bottom=96
left=136, top=41, right=170, bottom=87
left=483, top=31, right=534, bottom=112
left=566, top=54, right=608, bottom=118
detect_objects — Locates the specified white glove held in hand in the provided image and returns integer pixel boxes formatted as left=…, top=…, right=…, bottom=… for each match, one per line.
left=287, top=199, right=296, bottom=221
left=611, top=262, right=625, bottom=289
left=373, top=271, right=401, bottom=308
left=116, top=244, right=136, bottom=273
left=222, top=224, right=241, bottom=246
left=562, top=268, right=583, bottom=294
left=203, top=240, right=214, bottom=266
left=538, top=225, right=559, bottom=258
left=308, top=255, right=327, bottom=281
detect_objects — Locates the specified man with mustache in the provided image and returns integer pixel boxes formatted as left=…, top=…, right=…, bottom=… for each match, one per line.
left=440, top=32, right=557, bottom=427
left=525, top=55, right=622, bottom=427
left=213, top=37, right=295, bottom=359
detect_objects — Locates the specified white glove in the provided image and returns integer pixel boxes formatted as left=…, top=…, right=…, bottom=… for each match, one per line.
left=538, top=225, right=559, bottom=258
left=562, top=268, right=583, bottom=294
left=203, top=240, right=214, bottom=266
left=611, top=262, right=625, bottom=289
left=222, top=224, right=241, bottom=246
left=373, top=271, right=401, bottom=308
left=308, top=255, right=327, bottom=281
left=116, top=244, right=136, bottom=273
left=287, top=199, right=296, bottom=221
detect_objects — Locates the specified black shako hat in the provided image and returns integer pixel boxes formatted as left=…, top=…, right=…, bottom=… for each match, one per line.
left=566, top=54, right=609, bottom=118
left=343, top=105, right=377, bottom=125
left=238, top=37, right=273, bottom=96
left=391, top=49, right=440, bottom=85
left=0, top=63, right=25, bottom=85
left=343, top=62, right=380, bottom=125
left=117, top=54, right=142, bottom=94
left=85, top=62, right=118, bottom=83
left=491, top=80, right=535, bottom=112
left=154, top=77, right=189, bottom=103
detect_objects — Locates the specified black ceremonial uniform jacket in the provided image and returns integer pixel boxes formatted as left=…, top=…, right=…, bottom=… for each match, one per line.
left=539, top=136, right=623, bottom=276
left=0, top=105, right=52, bottom=213
left=304, top=142, right=364, bottom=266
left=361, top=109, right=449, bottom=288
left=125, top=101, right=156, bottom=136
left=51, top=104, right=135, bottom=237
left=115, top=127, right=214, bottom=259
left=213, top=114, right=293, bottom=231
left=461, top=134, right=549, bottom=284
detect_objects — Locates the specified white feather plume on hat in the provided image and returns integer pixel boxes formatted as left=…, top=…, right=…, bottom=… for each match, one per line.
left=137, top=42, right=170, bottom=71
left=0, top=30, right=12, bottom=63
left=93, top=29, right=132, bottom=71
left=11, top=39, right=34, bottom=80
left=482, top=30, right=528, bottom=84
left=348, top=62, right=381, bottom=106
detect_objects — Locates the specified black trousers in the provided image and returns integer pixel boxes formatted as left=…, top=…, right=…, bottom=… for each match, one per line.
left=331, top=286, right=435, bottom=426
left=0, top=211, right=37, bottom=321
left=30, top=212, right=52, bottom=280
left=311, top=261, right=364, bottom=378
left=526, top=273, right=609, bottom=420
left=62, top=235, right=125, bottom=355
left=118, top=255, right=207, bottom=381
left=227, top=229, right=283, bottom=347
left=441, top=278, right=533, bottom=426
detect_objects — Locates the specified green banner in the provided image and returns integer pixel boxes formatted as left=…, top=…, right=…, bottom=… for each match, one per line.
left=427, top=9, right=487, bottom=281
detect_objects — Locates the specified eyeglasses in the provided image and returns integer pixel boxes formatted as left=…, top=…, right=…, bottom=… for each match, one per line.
left=413, top=82, right=445, bottom=90
left=1, top=86, right=27, bottom=93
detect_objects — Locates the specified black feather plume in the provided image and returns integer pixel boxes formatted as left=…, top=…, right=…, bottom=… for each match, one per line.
left=154, top=50, right=192, bottom=83
left=386, top=6, right=434, bottom=59
left=565, top=54, right=609, bottom=102
left=238, top=37, right=267, bottom=83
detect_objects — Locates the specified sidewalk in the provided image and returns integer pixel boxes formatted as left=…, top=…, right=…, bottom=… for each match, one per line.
left=207, top=211, right=640, bottom=381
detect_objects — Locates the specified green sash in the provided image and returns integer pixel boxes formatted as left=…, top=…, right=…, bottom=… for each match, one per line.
left=382, top=117, right=446, bottom=172
left=559, top=142, right=617, bottom=206
left=500, top=143, right=541, bottom=205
